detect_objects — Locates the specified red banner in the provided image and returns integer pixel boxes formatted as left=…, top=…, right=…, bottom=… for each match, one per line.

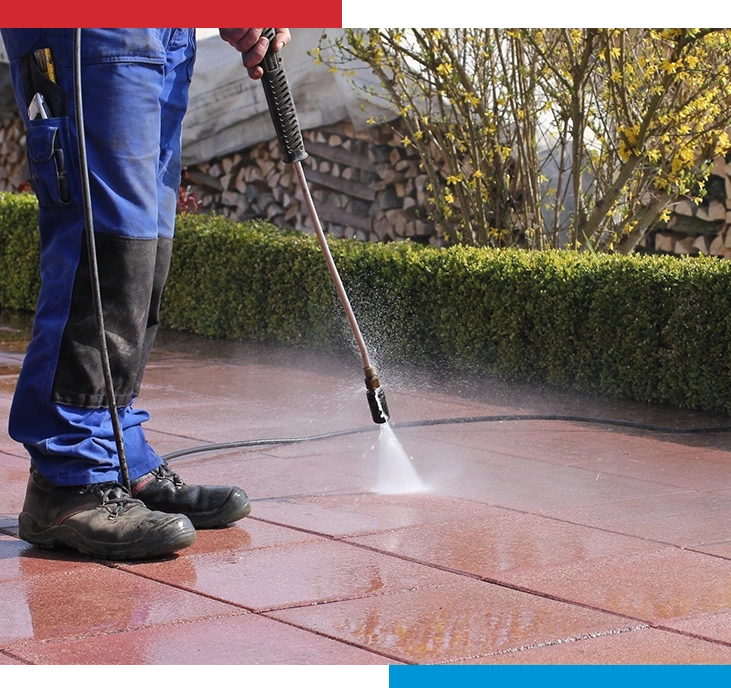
left=0, top=1, right=343, bottom=29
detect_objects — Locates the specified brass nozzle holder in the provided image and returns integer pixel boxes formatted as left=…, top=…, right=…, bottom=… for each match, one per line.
left=364, top=366, right=381, bottom=391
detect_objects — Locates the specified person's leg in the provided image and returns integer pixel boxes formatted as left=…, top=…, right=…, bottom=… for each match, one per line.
left=5, top=28, right=172, bottom=484
left=121, top=29, right=191, bottom=475
left=111, top=29, right=251, bottom=527
left=1, top=28, right=196, bottom=558
left=44, top=30, right=200, bottom=484
left=5, top=28, right=249, bottom=543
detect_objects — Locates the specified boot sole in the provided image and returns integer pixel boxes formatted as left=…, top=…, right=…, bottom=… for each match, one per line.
left=18, top=512, right=196, bottom=561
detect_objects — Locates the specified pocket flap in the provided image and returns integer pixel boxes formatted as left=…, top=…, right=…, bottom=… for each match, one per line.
left=27, top=124, right=58, bottom=164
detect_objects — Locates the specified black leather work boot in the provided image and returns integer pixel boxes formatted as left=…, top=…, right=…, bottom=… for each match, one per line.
left=18, top=465, right=196, bottom=560
left=131, top=462, right=251, bottom=528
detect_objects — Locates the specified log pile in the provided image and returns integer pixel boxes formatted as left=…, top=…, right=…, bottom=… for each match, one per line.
left=182, top=118, right=440, bottom=245
left=0, top=116, right=28, bottom=192
left=646, top=155, right=731, bottom=257
left=5, top=108, right=731, bottom=257
left=650, top=227, right=731, bottom=258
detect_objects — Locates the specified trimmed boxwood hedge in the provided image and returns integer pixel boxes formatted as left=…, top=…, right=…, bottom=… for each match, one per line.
left=3, top=191, right=731, bottom=414
left=0, top=192, right=42, bottom=312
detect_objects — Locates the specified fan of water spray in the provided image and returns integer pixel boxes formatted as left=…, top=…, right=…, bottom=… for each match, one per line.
left=256, top=35, right=426, bottom=495
left=373, top=422, right=427, bottom=494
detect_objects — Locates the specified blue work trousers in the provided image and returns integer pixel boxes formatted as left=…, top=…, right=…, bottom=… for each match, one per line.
left=1, top=28, right=196, bottom=486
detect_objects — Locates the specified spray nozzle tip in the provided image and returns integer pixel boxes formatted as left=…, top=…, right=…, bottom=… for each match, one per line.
left=367, top=385, right=390, bottom=424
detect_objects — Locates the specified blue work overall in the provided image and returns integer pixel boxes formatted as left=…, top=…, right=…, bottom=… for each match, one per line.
left=1, top=29, right=196, bottom=486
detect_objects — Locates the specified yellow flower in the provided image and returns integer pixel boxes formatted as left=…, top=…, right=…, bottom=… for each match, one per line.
left=715, top=131, right=731, bottom=155
left=618, top=140, right=630, bottom=162
left=436, top=62, right=453, bottom=77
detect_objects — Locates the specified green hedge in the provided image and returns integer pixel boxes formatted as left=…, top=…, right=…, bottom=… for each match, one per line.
left=4, top=191, right=731, bottom=414
left=0, top=192, right=41, bottom=311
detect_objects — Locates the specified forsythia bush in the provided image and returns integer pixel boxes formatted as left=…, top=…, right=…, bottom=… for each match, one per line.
left=319, top=29, right=731, bottom=254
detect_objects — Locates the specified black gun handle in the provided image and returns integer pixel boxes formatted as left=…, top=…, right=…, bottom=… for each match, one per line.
left=259, top=28, right=308, bottom=164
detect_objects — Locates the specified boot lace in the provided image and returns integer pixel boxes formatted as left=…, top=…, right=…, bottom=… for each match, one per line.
left=83, top=482, right=138, bottom=517
left=152, top=462, right=185, bottom=488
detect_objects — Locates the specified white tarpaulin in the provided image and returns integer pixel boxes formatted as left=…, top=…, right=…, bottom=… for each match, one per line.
left=0, top=29, right=396, bottom=165
left=183, top=28, right=396, bottom=166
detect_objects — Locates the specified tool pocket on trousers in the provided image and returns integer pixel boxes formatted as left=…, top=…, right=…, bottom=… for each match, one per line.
left=26, top=121, right=71, bottom=207
left=19, top=51, right=68, bottom=120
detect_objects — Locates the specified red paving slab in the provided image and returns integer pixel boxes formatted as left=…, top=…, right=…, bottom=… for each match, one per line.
left=176, top=518, right=323, bottom=555
left=249, top=493, right=502, bottom=537
left=2, top=320, right=731, bottom=665
left=572, top=443, right=731, bottom=492
left=695, top=540, right=731, bottom=558
left=463, top=627, right=731, bottom=664
left=267, top=577, right=637, bottom=663
left=0, top=561, right=245, bottom=646
left=0, top=405, right=19, bottom=456
left=5, top=614, right=392, bottom=665
left=346, top=512, right=665, bottom=578
left=167, top=440, right=384, bottom=499
left=396, top=436, right=688, bottom=515
left=117, top=537, right=460, bottom=612
left=552, top=490, right=731, bottom=547
left=0, top=452, right=30, bottom=519
left=663, top=609, right=731, bottom=645
left=504, top=546, right=731, bottom=623
left=0, top=654, right=24, bottom=665
left=0, top=535, right=97, bottom=582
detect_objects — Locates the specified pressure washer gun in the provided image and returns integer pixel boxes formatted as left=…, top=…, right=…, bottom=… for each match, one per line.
left=257, top=29, right=391, bottom=424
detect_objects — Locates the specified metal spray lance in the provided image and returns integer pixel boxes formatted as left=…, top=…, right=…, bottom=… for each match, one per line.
left=256, top=28, right=390, bottom=424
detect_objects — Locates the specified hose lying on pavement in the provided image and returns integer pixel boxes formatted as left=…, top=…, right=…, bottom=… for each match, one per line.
left=161, top=413, right=731, bottom=462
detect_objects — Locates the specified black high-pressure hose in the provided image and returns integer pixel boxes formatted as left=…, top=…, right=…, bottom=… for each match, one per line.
left=158, top=33, right=731, bottom=464
left=162, top=413, right=731, bottom=462
left=71, top=32, right=731, bottom=471
left=72, top=29, right=131, bottom=491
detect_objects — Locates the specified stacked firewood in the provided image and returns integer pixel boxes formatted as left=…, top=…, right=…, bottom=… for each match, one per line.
left=644, top=156, right=731, bottom=257
left=651, top=226, right=731, bottom=258
left=0, top=116, right=28, bottom=192
left=5, top=108, right=731, bottom=257
left=182, top=118, right=440, bottom=245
